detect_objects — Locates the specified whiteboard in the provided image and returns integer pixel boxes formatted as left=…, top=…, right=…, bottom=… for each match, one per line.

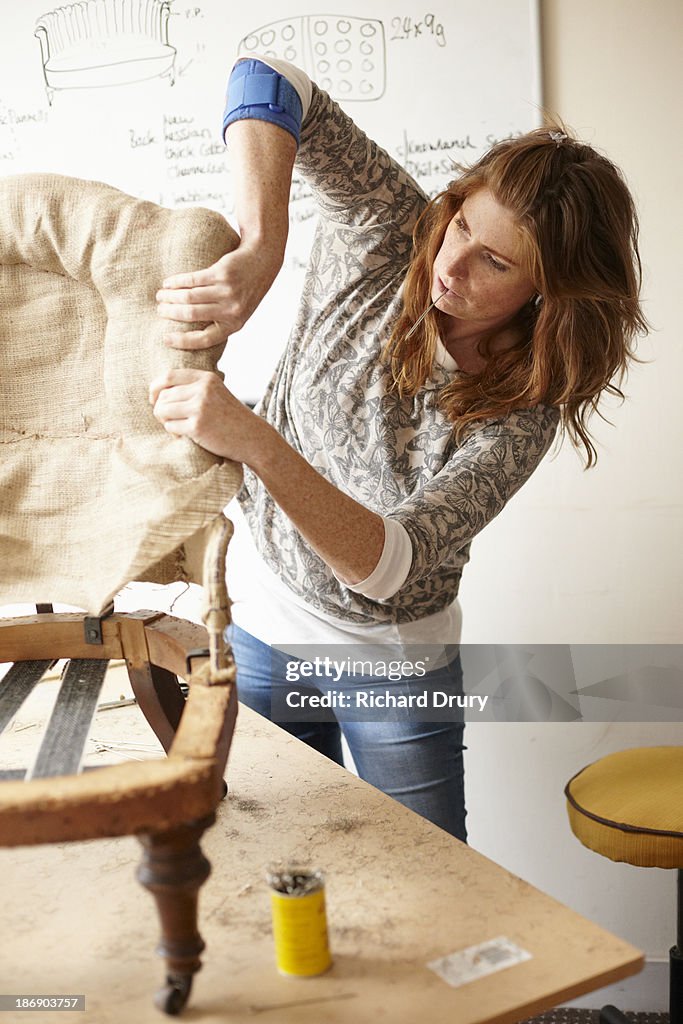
left=1, top=1, right=541, bottom=402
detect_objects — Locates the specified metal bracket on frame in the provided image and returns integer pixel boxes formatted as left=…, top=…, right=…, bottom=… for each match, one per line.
left=83, top=602, right=115, bottom=645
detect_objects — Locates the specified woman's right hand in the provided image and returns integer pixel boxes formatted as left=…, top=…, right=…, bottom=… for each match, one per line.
left=156, top=237, right=282, bottom=350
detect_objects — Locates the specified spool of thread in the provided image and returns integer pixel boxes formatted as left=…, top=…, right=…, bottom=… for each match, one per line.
left=267, top=865, right=332, bottom=977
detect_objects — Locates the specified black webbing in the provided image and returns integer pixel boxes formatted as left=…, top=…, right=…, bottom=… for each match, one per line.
left=0, top=766, right=102, bottom=781
left=0, top=660, right=53, bottom=735
left=29, top=659, right=109, bottom=779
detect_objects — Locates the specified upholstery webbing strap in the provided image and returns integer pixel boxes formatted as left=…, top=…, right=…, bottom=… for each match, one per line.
left=0, top=767, right=102, bottom=781
left=29, top=659, right=109, bottom=779
left=0, top=660, right=53, bottom=734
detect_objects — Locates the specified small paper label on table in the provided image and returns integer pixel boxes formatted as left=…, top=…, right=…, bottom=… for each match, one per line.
left=428, top=936, right=532, bottom=988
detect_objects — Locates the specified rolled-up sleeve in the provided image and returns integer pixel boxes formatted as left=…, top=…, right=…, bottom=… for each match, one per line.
left=334, top=516, right=413, bottom=601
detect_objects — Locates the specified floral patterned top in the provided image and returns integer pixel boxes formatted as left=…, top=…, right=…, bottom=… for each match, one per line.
left=237, top=82, right=559, bottom=626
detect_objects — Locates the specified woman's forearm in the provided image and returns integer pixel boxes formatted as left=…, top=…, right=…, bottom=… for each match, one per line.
left=155, top=118, right=297, bottom=343
left=248, top=421, right=385, bottom=586
left=149, top=368, right=385, bottom=585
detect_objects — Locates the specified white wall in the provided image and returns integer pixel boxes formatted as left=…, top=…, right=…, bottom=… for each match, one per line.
left=462, top=0, right=683, bottom=994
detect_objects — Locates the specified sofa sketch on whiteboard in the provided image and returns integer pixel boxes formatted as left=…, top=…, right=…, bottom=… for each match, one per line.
left=34, top=0, right=176, bottom=105
left=238, top=15, right=386, bottom=101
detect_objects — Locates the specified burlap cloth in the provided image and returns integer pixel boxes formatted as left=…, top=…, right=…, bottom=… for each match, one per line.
left=0, top=173, right=243, bottom=614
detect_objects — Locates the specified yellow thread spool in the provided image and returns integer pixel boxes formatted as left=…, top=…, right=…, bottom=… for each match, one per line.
left=268, top=867, right=332, bottom=977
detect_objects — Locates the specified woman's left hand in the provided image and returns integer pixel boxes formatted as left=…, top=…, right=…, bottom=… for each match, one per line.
left=151, top=370, right=386, bottom=586
left=149, top=368, right=261, bottom=463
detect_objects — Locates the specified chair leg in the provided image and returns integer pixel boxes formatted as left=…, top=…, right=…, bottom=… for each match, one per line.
left=671, top=868, right=683, bottom=1024
left=137, top=814, right=215, bottom=1015
left=598, top=868, right=681, bottom=1024
left=672, top=947, right=683, bottom=1024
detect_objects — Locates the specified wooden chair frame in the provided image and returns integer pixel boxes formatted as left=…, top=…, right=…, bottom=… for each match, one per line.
left=0, top=517, right=237, bottom=1015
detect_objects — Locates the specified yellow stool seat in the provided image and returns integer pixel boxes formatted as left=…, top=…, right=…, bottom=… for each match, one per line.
left=565, top=746, right=683, bottom=869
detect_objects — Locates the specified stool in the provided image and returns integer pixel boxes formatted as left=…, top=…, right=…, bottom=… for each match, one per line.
left=565, top=746, right=683, bottom=1023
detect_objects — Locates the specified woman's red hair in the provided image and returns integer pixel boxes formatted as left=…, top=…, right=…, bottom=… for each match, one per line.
left=384, top=124, right=648, bottom=466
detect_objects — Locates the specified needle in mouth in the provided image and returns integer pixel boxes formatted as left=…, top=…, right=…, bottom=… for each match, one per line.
left=405, top=286, right=449, bottom=340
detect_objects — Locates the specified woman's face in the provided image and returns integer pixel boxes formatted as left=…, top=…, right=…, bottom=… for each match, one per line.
left=432, top=188, right=535, bottom=336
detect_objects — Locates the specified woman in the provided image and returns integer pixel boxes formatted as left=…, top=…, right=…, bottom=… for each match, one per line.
left=150, top=57, right=646, bottom=841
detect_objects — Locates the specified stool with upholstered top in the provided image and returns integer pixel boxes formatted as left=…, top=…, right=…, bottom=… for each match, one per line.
left=565, top=746, right=683, bottom=1023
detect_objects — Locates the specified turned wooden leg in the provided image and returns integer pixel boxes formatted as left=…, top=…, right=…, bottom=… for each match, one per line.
left=136, top=815, right=215, bottom=1015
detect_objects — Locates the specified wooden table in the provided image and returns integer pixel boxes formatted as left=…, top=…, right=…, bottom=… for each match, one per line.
left=0, top=685, right=642, bottom=1024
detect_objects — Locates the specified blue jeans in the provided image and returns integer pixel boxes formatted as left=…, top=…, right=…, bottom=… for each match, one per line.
left=227, top=624, right=467, bottom=841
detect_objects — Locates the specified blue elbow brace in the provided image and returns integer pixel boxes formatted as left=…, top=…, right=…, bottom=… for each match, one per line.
left=223, top=59, right=303, bottom=145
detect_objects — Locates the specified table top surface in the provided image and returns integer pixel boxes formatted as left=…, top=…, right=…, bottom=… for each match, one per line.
left=0, top=666, right=643, bottom=1024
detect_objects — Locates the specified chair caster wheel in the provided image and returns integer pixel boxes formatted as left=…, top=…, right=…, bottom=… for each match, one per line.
left=154, top=974, right=192, bottom=1015
left=599, top=1006, right=630, bottom=1024
left=220, top=778, right=228, bottom=800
